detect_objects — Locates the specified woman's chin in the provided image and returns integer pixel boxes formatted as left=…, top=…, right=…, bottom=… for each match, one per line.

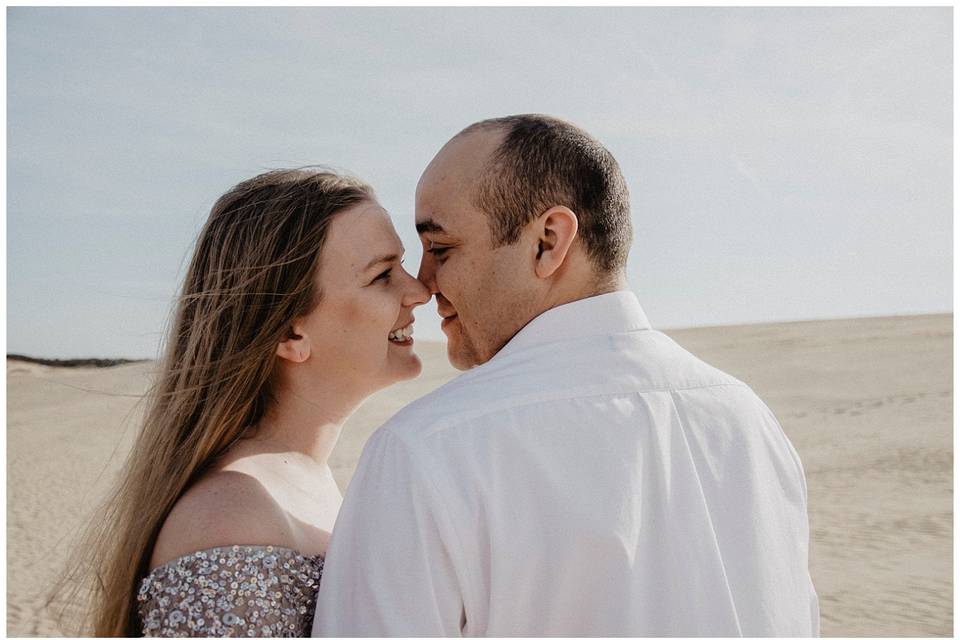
left=375, top=349, right=423, bottom=388
left=394, top=353, right=423, bottom=381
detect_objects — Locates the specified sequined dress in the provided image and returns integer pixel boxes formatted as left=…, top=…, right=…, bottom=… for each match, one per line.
left=137, top=545, right=324, bottom=637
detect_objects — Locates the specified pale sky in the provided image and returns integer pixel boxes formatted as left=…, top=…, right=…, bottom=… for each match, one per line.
left=7, top=7, right=952, bottom=359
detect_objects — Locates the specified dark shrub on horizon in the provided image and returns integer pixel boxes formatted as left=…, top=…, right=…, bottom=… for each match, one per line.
left=6, top=354, right=147, bottom=368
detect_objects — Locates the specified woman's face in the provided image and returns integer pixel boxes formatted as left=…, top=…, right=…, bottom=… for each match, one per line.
left=295, top=200, right=430, bottom=392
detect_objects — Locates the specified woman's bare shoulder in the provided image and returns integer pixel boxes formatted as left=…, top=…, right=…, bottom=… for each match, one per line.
left=149, top=469, right=295, bottom=570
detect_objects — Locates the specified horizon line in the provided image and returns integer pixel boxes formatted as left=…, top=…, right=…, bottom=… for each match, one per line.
left=7, top=310, right=952, bottom=364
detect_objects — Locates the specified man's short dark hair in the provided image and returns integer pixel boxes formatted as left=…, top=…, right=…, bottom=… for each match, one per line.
left=460, top=114, right=633, bottom=274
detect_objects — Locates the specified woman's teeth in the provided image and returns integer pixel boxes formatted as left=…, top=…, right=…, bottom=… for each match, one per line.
left=389, top=324, right=414, bottom=342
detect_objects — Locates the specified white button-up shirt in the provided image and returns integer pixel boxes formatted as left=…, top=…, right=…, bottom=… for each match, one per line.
left=313, top=291, right=819, bottom=637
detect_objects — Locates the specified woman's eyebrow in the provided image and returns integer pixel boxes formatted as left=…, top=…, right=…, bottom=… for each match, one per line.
left=363, top=253, right=400, bottom=271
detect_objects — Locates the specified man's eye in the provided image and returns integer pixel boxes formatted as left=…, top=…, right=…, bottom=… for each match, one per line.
left=372, top=268, right=392, bottom=283
left=427, top=247, right=450, bottom=257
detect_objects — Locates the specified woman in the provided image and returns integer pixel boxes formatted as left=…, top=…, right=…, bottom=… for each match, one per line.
left=70, top=169, right=429, bottom=636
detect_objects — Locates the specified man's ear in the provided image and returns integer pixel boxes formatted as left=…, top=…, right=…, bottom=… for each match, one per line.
left=534, top=206, right=579, bottom=279
left=276, top=321, right=311, bottom=363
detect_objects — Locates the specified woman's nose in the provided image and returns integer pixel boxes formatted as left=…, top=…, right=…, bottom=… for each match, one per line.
left=403, top=270, right=431, bottom=307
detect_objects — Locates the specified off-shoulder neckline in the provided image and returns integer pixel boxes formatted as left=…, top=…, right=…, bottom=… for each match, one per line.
left=146, top=543, right=324, bottom=575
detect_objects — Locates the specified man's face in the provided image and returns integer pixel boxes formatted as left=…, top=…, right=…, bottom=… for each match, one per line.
left=415, top=131, right=538, bottom=370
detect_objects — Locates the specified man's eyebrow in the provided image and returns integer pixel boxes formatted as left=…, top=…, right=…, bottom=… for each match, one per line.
left=363, top=253, right=400, bottom=271
left=415, top=219, right=445, bottom=234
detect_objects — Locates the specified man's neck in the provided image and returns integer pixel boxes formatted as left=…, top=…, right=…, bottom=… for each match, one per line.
left=544, top=271, right=629, bottom=311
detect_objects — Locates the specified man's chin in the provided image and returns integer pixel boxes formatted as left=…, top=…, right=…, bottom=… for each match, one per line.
left=446, top=347, right=474, bottom=371
left=446, top=339, right=480, bottom=371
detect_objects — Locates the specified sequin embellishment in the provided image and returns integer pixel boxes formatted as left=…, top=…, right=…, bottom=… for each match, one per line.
left=137, top=545, right=323, bottom=637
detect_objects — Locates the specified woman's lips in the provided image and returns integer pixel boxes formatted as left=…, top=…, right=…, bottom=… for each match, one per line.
left=388, top=321, right=415, bottom=347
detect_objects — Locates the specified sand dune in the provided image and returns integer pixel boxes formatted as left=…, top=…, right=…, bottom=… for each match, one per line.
left=6, top=315, right=952, bottom=636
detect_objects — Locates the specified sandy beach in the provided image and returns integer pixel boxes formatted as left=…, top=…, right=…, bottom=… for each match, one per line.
left=7, top=314, right=952, bottom=637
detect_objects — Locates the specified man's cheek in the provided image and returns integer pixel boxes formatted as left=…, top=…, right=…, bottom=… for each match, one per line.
left=436, top=271, right=456, bottom=302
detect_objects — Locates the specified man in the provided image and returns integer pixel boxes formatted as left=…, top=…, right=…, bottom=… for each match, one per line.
left=313, top=114, right=819, bottom=636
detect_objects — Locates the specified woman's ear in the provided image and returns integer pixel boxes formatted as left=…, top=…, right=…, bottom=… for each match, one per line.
left=534, top=206, right=579, bottom=279
left=276, top=322, right=311, bottom=363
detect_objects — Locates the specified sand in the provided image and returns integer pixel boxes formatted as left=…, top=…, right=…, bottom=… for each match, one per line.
left=6, top=314, right=952, bottom=637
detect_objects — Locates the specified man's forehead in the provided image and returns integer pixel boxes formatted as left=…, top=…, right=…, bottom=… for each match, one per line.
left=414, top=170, right=462, bottom=235
left=418, top=128, right=503, bottom=192
left=415, top=127, right=504, bottom=236
left=444, top=128, right=502, bottom=169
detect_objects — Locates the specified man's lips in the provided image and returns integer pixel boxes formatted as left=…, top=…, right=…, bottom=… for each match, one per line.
left=436, top=295, right=457, bottom=330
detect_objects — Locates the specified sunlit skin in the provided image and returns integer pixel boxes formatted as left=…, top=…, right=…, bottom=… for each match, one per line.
left=234, top=200, right=429, bottom=468
left=415, top=131, right=535, bottom=369
left=416, top=128, right=617, bottom=370
left=234, top=198, right=432, bottom=533
left=152, top=200, right=431, bottom=566
left=276, top=200, right=432, bottom=398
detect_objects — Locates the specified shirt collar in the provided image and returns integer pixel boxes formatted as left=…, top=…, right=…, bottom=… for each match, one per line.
left=493, top=290, right=652, bottom=361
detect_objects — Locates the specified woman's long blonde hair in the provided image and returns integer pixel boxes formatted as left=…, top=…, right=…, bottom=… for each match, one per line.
left=59, top=169, right=372, bottom=636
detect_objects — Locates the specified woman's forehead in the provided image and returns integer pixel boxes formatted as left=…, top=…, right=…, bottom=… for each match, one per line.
left=323, top=203, right=402, bottom=268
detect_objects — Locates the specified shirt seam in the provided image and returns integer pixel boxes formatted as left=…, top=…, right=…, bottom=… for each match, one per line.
left=386, top=429, right=475, bottom=635
left=667, top=390, right=745, bottom=635
left=758, top=402, right=811, bottom=510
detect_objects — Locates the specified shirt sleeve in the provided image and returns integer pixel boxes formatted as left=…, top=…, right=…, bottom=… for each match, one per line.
left=312, top=428, right=466, bottom=637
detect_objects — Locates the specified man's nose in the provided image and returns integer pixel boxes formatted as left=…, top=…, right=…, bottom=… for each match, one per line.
left=417, top=256, right=438, bottom=294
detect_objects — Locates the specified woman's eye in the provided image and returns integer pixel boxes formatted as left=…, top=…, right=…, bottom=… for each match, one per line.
left=372, top=268, right=392, bottom=284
